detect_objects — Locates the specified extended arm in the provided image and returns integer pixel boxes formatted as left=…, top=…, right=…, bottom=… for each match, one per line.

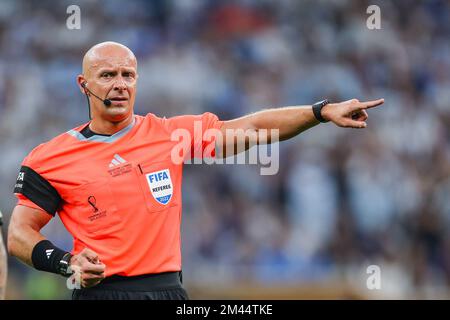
left=218, top=98, right=384, bottom=156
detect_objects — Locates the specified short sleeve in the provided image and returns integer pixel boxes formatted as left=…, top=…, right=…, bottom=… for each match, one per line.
left=160, top=112, right=224, bottom=159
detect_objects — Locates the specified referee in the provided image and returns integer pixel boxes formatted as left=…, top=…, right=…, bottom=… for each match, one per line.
left=7, top=41, right=384, bottom=300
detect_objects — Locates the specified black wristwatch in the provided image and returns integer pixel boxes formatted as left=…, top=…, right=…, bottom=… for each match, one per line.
left=57, top=252, right=74, bottom=277
left=312, top=99, right=330, bottom=123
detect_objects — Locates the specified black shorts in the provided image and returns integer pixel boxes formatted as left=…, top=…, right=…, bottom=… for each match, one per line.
left=72, top=271, right=189, bottom=300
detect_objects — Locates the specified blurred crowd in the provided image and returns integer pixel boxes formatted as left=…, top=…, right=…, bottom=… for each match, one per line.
left=1, top=0, right=450, bottom=299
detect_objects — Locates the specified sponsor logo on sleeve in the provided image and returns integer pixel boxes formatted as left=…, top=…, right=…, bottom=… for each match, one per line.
left=14, top=171, right=25, bottom=190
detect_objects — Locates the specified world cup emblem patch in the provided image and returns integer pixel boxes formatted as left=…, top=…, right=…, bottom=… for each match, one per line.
left=145, top=169, right=173, bottom=205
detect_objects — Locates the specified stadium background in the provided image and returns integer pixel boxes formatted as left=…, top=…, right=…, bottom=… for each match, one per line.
left=1, top=0, right=450, bottom=299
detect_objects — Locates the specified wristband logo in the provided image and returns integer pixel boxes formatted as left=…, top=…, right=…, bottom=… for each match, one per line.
left=45, top=249, right=54, bottom=259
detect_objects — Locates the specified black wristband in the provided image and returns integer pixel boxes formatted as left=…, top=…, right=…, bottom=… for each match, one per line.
left=31, top=240, right=70, bottom=275
left=312, top=99, right=330, bottom=123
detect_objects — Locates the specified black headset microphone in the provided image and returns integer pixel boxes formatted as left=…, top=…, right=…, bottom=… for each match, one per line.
left=81, top=82, right=111, bottom=119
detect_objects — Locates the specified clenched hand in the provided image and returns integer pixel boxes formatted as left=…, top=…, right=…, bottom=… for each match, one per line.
left=69, top=248, right=105, bottom=288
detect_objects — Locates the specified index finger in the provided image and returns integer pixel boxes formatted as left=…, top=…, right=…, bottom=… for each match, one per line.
left=360, top=98, right=384, bottom=109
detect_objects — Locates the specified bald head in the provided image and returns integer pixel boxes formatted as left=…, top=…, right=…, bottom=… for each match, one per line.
left=77, top=41, right=138, bottom=125
left=82, top=41, right=137, bottom=77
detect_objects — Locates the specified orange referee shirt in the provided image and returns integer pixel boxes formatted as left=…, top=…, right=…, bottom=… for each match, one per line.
left=14, top=112, right=223, bottom=277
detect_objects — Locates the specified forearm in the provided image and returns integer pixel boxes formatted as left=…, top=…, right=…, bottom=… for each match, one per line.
left=0, top=231, right=7, bottom=299
left=218, top=105, right=321, bottom=156
left=247, top=106, right=319, bottom=141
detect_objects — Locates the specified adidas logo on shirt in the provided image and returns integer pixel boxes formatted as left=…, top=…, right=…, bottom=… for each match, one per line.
left=109, top=154, right=127, bottom=168
left=108, top=154, right=132, bottom=177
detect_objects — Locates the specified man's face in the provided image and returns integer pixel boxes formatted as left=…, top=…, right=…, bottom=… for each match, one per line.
left=79, top=44, right=138, bottom=122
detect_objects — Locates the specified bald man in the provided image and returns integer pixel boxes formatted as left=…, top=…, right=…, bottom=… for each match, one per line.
left=8, top=41, right=384, bottom=300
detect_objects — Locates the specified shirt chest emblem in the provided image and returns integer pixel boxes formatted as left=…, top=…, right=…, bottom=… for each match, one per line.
left=145, top=169, right=173, bottom=205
